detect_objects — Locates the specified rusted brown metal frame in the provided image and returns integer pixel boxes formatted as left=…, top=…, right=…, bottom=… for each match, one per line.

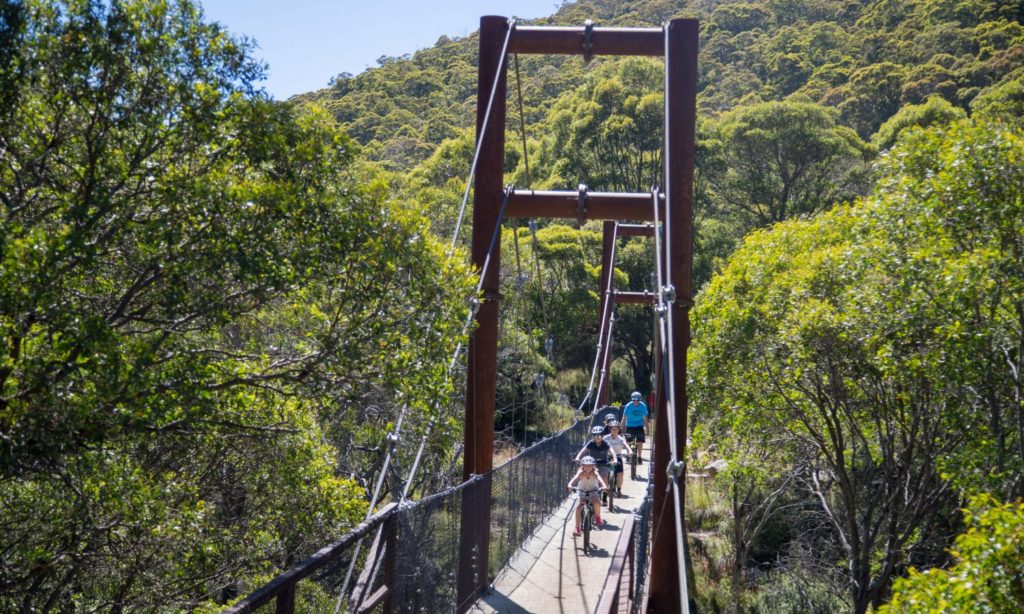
left=649, top=19, right=698, bottom=614
left=596, top=225, right=656, bottom=405
left=506, top=190, right=664, bottom=221
left=597, top=221, right=617, bottom=406
left=459, top=17, right=696, bottom=613
left=224, top=503, right=398, bottom=614
left=457, top=15, right=507, bottom=613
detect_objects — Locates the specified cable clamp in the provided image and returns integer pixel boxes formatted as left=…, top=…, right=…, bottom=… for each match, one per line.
left=583, top=20, right=594, bottom=63
left=577, top=183, right=589, bottom=225
left=386, top=431, right=401, bottom=446
left=666, top=459, right=685, bottom=480
left=661, top=284, right=676, bottom=304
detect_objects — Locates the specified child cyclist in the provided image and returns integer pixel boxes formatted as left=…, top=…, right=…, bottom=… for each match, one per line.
left=576, top=426, right=617, bottom=515
left=567, top=456, right=608, bottom=536
left=604, top=420, right=633, bottom=496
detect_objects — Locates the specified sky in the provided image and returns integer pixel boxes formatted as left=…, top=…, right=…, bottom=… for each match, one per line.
left=200, top=0, right=566, bottom=100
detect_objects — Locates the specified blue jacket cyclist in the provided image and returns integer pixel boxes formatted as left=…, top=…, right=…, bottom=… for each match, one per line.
left=622, top=391, right=650, bottom=462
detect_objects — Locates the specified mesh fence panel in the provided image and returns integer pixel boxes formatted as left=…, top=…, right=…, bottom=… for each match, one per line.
left=631, top=479, right=654, bottom=614
left=236, top=419, right=588, bottom=612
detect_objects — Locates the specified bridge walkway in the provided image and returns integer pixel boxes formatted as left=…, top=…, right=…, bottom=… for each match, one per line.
left=470, top=455, right=652, bottom=614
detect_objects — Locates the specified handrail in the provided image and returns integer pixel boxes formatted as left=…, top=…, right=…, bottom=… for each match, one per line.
left=225, top=502, right=399, bottom=613
left=596, top=486, right=653, bottom=614
left=595, top=513, right=637, bottom=614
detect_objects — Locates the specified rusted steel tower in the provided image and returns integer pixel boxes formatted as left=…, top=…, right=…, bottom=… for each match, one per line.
left=460, top=17, right=697, bottom=613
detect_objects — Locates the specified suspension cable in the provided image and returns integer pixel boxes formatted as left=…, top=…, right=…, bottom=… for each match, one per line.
left=592, top=222, right=621, bottom=409
left=513, top=54, right=532, bottom=188
left=578, top=222, right=619, bottom=414
left=449, top=19, right=516, bottom=256
left=528, top=220, right=554, bottom=359
left=448, top=185, right=516, bottom=374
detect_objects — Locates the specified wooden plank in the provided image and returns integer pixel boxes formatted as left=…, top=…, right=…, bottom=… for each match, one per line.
left=618, top=224, right=655, bottom=237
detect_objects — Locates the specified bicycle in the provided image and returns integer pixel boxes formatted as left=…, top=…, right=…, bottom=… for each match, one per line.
left=624, top=433, right=638, bottom=480
left=605, top=461, right=617, bottom=512
left=575, top=488, right=600, bottom=554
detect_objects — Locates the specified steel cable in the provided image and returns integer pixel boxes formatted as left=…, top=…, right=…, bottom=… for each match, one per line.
left=449, top=19, right=516, bottom=256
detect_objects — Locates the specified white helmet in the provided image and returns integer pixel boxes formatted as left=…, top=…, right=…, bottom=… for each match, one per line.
left=631, top=391, right=642, bottom=401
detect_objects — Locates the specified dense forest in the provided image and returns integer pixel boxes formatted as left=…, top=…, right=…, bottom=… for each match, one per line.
left=2, top=0, right=1023, bottom=610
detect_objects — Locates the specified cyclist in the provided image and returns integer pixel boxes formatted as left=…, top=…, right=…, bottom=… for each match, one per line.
left=600, top=410, right=618, bottom=435
left=604, top=420, right=633, bottom=496
left=623, top=391, right=650, bottom=462
left=567, top=456, right=608, bottom=536
left=575, top=425, right=617, bottom=509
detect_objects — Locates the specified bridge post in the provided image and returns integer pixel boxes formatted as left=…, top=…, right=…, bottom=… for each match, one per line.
left=457, top=14, right=508, bottom=612
left=649, top=17, right=698, bottom=614
left=597, top=220, right=616, bottom=407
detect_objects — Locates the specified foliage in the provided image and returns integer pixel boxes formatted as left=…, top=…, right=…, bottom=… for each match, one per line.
left=0, top=0, right=473, bottom=608
left=532, top=58, right=665, bottom=192
left=691, top=118, right=1024, bottom=613
left=881, top=495, right=1024, bottom=613
left=872, top=95, right=967, bottom=150
left=702, top=98, right=871, bottom=230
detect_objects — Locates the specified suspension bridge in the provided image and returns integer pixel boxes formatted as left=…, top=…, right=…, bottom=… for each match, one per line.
left=224, top=16, right=697, bottom=614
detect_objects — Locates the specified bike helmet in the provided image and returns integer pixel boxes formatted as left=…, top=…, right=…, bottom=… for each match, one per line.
left=607, top=420, right=621, bottom=428
left=604, top=412, right=616, bottom=422
left=580, top=456, right=596, bottom=466
left=591, top=426, right=605, bottom=436
left=630, top=391, right=642, bottom=401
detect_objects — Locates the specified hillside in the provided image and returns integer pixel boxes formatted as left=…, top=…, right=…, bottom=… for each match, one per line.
left=296, top=0, right=1024, bottom=170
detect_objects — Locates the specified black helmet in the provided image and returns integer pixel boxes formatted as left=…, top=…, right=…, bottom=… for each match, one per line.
left=604, top=412, right=616, bottom=422
left=591, top=426, right=605, bottom=436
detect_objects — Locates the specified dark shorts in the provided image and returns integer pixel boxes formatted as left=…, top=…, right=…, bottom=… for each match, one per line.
left=626, top=425, right=646, bottom=443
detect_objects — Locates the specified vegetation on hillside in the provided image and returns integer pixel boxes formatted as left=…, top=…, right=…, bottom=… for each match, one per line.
left=2, top=0, right=1023, bottom=609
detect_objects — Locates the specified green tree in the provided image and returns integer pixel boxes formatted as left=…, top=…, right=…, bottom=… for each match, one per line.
left=871, top=95, right=965, bottom=150
left=535, top=58, right=664, bottom=192
left=881, top=495, right=1024, bottom=613
left=704, top=99, right=871, bottom=231
left=692, top=118, right=1024, bottom=613
left=0, top=1, right=472, bottom=608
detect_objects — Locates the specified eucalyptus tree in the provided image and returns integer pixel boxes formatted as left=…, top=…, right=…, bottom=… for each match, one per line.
left=692, top=119, right=1024, bottom=612
left=536, top=58, right=664, bottom=193
left=702, top=98, right=872, bottom=233
left=0, top=1, right=472, bottom=609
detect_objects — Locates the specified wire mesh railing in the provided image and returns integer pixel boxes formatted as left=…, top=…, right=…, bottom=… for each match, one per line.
left=226, top=419, right=589, bottom=613
left=595, top=470, right=653, bottom=614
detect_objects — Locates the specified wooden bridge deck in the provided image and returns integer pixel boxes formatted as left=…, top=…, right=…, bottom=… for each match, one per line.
left=470, top=456, right=651, bottom=614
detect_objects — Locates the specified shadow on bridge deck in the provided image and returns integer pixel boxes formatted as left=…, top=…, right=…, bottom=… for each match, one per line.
left=470, top=457, right=651, bottom=614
